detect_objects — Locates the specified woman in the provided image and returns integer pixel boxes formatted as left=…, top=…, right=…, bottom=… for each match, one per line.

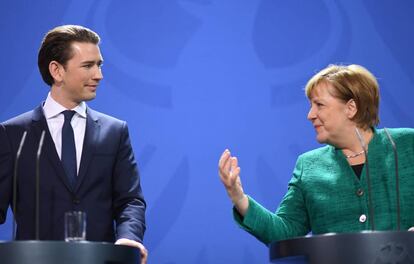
left=218, top=64, right=414, bottom=245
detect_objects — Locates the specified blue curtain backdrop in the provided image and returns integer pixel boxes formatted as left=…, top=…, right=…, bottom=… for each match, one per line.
left=1, top=1, right=414, bottom=263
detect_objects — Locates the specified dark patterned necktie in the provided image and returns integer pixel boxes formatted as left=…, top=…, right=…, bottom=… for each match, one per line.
left=61, top=110, right=77, bottom=189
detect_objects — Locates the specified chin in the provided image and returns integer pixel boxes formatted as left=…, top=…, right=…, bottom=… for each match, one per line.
left=83, top=93, right=97, bottom=101
left=316, top=134, right=328, bottom=144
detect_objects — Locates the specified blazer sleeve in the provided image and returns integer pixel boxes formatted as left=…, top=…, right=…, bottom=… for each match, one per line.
left=0, top=124, right=13, bottom=224
left=112, top=122, right=146, bottom=243
left=233, top=155, right=310, bottom=245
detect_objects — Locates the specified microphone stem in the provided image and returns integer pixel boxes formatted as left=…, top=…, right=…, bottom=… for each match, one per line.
left=12, top=131, right=27, bottom=240
left=355, top=128, right=375, bottom=230
left=364, top=152, right=375, bottom=230
left=35, top=131, right=45, bottom=240
left=384, top=128, right=400, bottom=230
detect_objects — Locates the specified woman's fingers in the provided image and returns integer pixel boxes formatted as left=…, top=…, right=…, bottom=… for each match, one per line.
left=218, top=149, right=231, bottom=177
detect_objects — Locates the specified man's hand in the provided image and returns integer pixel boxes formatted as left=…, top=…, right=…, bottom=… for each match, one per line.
left=115, top=238, right=148, bottom=264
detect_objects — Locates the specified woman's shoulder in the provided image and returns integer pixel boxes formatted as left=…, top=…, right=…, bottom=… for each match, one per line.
left=376, top=127, right=414, bottom=142
left=298, top=145, right=334, bottom=162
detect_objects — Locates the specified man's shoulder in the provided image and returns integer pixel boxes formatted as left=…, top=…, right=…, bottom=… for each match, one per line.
left=1, top=109, right=37, bottom=127
left=87, top=108, right=126, bottom=127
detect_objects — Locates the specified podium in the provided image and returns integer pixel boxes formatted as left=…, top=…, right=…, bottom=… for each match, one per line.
left=269, top=231, right=414, bottom=264
left=0, top=241, right=140, bottom=264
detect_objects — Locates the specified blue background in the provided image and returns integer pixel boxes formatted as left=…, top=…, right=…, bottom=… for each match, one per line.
left=1, top=1, right=414, bottom=263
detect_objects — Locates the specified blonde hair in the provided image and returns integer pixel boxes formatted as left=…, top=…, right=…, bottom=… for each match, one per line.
left=305, top=64, right=380, bottom=128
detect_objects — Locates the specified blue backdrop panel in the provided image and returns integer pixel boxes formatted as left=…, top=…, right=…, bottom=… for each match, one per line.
left=1, top=1, right=413, bottom=263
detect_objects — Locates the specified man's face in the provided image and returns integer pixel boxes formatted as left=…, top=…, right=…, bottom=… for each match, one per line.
left=53, top=42, right=103, bottom=108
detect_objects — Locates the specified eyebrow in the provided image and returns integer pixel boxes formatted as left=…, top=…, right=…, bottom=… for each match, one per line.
left=310, top=98, right=325, bottom=103
left=81, top=60, right=103, bottom=65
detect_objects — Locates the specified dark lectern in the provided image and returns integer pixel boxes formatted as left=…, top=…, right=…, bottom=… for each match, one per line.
left=270, top=231, right=414, bottom=264
left=0, top=241, right=140, bottom=264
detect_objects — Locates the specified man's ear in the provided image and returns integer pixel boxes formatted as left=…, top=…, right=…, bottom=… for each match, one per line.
left=346, top=99, right=357, bottom=119
left=49, top=61, right=64, bottom=84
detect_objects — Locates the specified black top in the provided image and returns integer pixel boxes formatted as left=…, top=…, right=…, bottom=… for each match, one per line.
left=351, top=163, right=365, bottom=179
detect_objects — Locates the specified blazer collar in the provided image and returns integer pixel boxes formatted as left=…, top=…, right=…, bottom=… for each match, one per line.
left=32, top=103, right=45, bottom=122
left=74, top=106, right=100, bottom=192
left=31, top=104, right=75, bottom=192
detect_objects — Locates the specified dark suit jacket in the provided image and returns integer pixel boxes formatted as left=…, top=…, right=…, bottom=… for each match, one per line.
left=0, top=104, right=146, bottom=242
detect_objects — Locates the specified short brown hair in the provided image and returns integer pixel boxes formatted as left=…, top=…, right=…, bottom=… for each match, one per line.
left=38, top=25, right=100, bottom=86
left=305, top=64, right=380, bottom=128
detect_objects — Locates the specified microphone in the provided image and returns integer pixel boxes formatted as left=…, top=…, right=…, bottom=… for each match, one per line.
left=12, top=131, right=27, bottom=240
left=355, top=127, right=375, bottom=230
left=35, top=130, right=45, bottom=240
left=383, top=128, right=400, bottom=231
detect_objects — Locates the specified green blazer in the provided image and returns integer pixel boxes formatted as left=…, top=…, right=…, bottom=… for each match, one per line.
left=234, top=128, right=414, bottom=245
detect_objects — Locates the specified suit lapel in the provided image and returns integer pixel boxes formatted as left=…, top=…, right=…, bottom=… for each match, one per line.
left=31, top=105, right=74, bottom=192
left=75, top=107, right=100, bottom=192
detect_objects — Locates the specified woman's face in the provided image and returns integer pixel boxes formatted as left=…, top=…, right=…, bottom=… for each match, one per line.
left=307, top=82, right=356, bottom=145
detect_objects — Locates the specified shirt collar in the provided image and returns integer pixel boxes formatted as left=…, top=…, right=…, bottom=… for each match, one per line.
left=43, top=92, right=87, bottom=119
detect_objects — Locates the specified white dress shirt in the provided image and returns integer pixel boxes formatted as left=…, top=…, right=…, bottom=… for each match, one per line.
left=42, top=93, right=87, bottom=174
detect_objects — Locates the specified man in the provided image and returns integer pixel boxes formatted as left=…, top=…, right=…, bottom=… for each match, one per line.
left=0, top=25, right=147, bottom=262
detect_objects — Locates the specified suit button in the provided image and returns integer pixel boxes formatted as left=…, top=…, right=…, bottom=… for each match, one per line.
left=356, top=189, right=364, bottom=197
left=359, top=214, right=367, bottom=223
left=73, top=198, right=80, bottom=204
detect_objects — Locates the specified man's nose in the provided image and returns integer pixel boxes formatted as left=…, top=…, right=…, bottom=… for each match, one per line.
left=93, top=67, right=103, bottom=80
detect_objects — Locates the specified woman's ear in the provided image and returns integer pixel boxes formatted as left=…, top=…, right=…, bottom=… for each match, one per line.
left=346, top=99, right=357, bottom=119
left=49, top=61, right=64, bottom=84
